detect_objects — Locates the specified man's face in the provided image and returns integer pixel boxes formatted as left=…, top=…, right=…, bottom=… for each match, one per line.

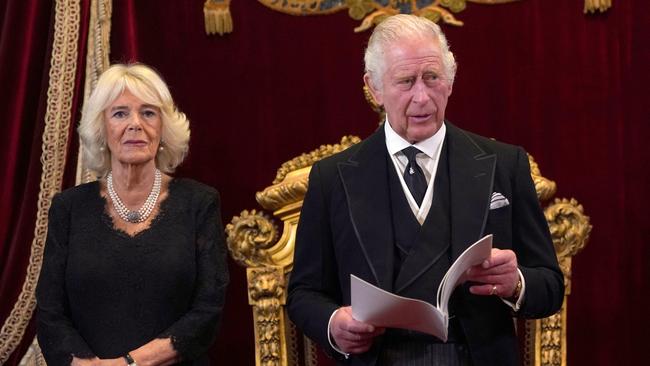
left=365, top=36, right=453, bottom=143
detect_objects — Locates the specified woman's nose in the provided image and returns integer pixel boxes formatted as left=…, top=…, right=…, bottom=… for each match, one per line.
left=127, top=114, right=143, bottom=130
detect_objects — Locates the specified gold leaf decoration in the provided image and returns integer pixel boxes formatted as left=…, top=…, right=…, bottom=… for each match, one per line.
left=226, top=209, right=278, bottom=268
left=204, top=0, right=233, bottom=36
left=271, top=136, right=361, bottom=185
left=584, top=0, right=612, bottom=13
left=256, top=0, right=523, bottom=31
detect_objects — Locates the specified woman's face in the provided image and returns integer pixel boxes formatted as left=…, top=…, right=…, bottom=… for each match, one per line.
left=104, top=89, right=162, bottom=168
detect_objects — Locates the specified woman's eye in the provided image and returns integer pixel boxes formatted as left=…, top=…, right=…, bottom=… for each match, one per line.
left=142, top=110, right=157, bottom=118
left=112, top=111, right=127, bottom=118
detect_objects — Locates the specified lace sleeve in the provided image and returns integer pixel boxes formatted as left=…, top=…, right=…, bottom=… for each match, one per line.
left=36, top=194, right=96, bottom=365
left=158, top=188, right=229, bottom=361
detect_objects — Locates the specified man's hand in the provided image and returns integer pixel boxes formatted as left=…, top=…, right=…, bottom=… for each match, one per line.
left=330, top=306, right=385, bottom=354
left=466, top=248, right=519, bottom=298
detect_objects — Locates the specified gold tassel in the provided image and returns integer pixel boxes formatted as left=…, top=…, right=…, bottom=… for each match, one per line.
left=204, top=0, right=233, bottom=36
left=584, top=0, right=612, bottom=14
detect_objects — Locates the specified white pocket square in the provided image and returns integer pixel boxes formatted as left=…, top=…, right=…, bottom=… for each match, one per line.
left=490, top=192, right=510, bottom=210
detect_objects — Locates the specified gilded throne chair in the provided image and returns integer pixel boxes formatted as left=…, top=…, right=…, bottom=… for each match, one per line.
left=226, top=133, right=591, bottom=366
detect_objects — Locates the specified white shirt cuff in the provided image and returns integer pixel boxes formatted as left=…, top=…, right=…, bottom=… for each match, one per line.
left=327, top=309, right=350, bottom=359
left=501, top=268, right=526, bottom=311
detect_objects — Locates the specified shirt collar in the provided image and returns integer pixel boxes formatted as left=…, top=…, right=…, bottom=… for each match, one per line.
left=384, top=119, right=446, bottom=158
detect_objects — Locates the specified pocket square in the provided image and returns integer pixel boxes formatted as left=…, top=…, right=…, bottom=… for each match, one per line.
left=490, top=192, right=510, bottom=210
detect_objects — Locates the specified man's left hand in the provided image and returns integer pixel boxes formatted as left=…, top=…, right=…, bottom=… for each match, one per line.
left=466, top=248, right=519, bottom=298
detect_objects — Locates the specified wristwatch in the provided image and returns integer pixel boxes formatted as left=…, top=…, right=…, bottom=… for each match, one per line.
left=124, top=353, right=138, bottom=366
left=507, top=277, right=523, bottom=302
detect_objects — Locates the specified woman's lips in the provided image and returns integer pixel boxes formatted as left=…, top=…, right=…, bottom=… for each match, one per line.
left=124, top=140, right=147, bottom=146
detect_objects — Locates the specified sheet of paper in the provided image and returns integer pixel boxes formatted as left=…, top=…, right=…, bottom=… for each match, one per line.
left=351, top=275, right=449, bottom=341
left=437, top=234, right=493, bottom=314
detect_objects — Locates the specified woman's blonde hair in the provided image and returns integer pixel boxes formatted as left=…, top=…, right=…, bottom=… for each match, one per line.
left=78, top=63, right=190, bottom=176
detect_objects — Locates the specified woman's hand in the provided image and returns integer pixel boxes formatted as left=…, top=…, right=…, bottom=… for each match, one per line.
left=72, top=356, right=125, bottom=366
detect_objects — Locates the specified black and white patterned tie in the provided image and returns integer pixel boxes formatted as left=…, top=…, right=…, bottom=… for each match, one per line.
left=401, top=146, right=427, bottom=206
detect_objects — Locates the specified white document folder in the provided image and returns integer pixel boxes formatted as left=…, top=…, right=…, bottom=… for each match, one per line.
left=351, top=234, right=493, bottom=341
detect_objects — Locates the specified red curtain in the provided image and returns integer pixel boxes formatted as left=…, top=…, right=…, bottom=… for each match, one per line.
left=2, top=0, right=648, bottom=364
left=0, top=1, right=89, bottom=364
left=107, top=1, right=650, bottom=364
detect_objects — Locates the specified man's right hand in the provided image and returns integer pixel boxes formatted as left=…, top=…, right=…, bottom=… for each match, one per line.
left=330, top=306, right=385, bottom=354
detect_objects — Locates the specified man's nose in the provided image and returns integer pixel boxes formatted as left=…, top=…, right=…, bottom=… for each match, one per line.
left=411, top=80, right=429, bottom=103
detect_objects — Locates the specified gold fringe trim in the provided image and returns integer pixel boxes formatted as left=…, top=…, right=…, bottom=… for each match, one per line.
left=584, top=0, right=611, bottom=13
left=19, top=338, right=46, bottom=366
left=76, top=0, right=112, bottom=185
left=0, top=0, right=81, bottom=363
left=204, top=0, right=233, bottom=36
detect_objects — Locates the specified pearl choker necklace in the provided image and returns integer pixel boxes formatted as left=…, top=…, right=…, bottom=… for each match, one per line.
left=107, top=169, right=162, bottom=223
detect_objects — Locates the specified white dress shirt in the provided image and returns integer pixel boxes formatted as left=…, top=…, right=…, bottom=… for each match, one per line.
left=384, top=120, right=446, bottom=224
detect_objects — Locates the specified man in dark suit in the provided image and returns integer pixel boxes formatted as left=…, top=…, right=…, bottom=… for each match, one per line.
left=287, top=14, right=564, bottom=366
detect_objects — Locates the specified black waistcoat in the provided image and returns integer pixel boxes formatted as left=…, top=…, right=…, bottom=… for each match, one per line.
left=385, top=142, right=464, bottom=342
left=388, top=142, right=451, bottom=290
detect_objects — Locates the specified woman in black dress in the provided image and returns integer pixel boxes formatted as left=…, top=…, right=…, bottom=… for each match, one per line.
left=36, top=63, right=229, bottom=366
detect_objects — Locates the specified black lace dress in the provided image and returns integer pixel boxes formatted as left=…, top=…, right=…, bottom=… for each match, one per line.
left=36, top=178, right=229, bottom=365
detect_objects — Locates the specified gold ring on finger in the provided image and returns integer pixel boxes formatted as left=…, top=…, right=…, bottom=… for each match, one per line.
left=490, top=285, right=498, bottom=296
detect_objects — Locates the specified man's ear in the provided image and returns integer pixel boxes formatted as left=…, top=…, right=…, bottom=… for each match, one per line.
left=363, top=73, right=383, bottom=106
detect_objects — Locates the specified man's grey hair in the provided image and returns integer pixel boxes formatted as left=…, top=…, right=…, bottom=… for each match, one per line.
left=364, top=14, right=457, bottom=89
left=78, top=63, right=190, bottom=177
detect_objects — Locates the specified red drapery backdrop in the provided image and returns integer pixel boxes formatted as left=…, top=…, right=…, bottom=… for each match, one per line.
left=0, top=0, right=89, bottom=364
left=1, top=0, right=648, bottom=365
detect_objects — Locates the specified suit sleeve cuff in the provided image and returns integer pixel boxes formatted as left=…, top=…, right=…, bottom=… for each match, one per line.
left=327, top=309, right=350, bottom=359
left=501, top=268, right=526, bottom=311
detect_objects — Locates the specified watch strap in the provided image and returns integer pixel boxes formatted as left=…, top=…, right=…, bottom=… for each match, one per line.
left=124, top=353, right=137, bottom=366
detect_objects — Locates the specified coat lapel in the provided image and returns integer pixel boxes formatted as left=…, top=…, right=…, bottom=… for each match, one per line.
left=447, top=123, right=496, bottom=260
left=337, top=127, right=395, bottom=291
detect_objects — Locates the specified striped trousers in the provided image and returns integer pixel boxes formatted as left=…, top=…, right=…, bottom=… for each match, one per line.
left=376, top=340, right=472, bottom=366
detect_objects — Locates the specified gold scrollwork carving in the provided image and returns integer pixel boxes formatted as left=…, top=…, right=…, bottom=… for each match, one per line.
left=257, top=174, right=310, bottom=212
left=226, top=210, right=278, bottom=268
left=584, top=0, right=611, bottom=13
left=528, top=154, right=557, bottom=201
left=545, top=198, right=592, bottom=293
left=248, top=267, right=287, bottom=366
left=539, top=312, right=562, bottom=366
left=546, top=198, right=591, bottom=259
left=524, top=196, right=590, bottom=366
left=271, top=136, right=361, bottom=185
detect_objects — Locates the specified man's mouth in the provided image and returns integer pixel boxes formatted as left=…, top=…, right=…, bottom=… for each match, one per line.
left=408, top=114, right=432, bottom=123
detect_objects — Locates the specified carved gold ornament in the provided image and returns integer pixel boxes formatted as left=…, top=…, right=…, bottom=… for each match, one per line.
left=584, top=0, right=611, bottom=13
left=204, top=0, right=233, bottom=35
